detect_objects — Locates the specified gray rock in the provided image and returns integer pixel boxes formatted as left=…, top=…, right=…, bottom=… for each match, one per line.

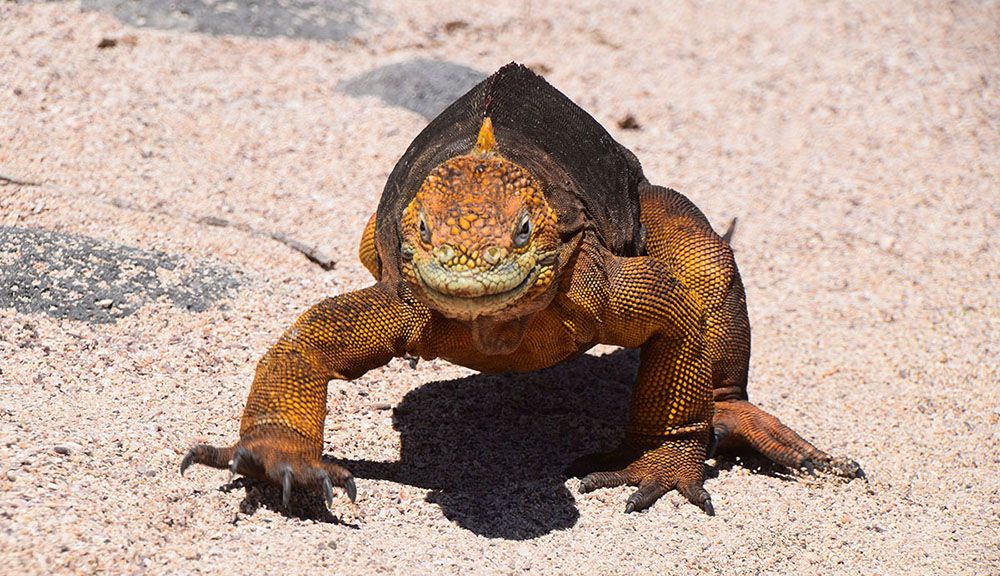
left=79, top=0, right=378, bottom=41
left=53, top=442, right=83, bottom=455
left=339, top=59, right=486, bottom=119
left=0, top=226, right=239, bottom=324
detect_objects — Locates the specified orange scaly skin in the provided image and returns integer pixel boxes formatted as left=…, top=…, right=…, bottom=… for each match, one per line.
left=182, top=78, right=862, bottom=515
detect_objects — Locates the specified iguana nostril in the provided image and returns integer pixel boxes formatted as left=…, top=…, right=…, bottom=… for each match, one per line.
left=434, top=244, right=455, bottom=264
left=483, top=246, right=503, bottom=265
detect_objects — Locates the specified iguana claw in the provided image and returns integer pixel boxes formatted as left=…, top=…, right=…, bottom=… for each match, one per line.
left=180, top=430, right=356, bottom=510
left=230, top=448, right=249, bottom=482
left=820, top=456, right=865, bottom=479
left=179, top=451, right=195, bottom=476
left=344, top=477, right=357, bottom=503
left=700, top=497, right=715, bottom=516
left=624, top=481, right=668, bottom=515
left=800, top=459, right=817, bottom=477
left=575, top=436, right=712, bottom=515
left=180, top=444, right=234, bottom=476
left=281, top=467, right=292, bottom=508
left=321, top=473, right=335, bottom=508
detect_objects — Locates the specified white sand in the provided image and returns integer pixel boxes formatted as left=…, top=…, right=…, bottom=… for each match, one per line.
left=1, top=1, right=997, bottom=574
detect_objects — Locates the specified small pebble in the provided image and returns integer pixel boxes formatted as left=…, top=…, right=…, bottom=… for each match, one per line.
left=54, top=442, right=82, bottom=455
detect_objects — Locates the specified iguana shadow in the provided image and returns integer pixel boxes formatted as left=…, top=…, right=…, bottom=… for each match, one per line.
left=232, top=347, right=797, bottom=538
left=341, top=348, right=639, bottom=540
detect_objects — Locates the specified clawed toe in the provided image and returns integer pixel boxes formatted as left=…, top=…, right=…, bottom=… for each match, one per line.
left=794, top=456, right=864, bottom=481
left=319, top=472, right=356, bottom=506
left=321, top=473, right=335, bottom=508
left=678, top=482, right=714, bottom=516
left=700, top=497, right=715, bottom=516
left=230, top=447, right=255, bottom=481
left=624, top=481, right=668, bottom=514
left=317, top=464, right=356, bottom=505
left=713, top=400, right=864, bottom=484
left=816, top=456, right=865, bottom=479
left=180, top=444, right=235, bottom=475
left=343, top=476, right=357, bottom=503
left=799, top=459, right=817, bottom=477
left=574, top=435, right=712, bottom=515
left=579, top=471, right=628, bottom=494
left=180, top=436, right=357, bottom=510
left=179, top=451, right=195, bottom=476
left=280, top=466, right=293, bottom=508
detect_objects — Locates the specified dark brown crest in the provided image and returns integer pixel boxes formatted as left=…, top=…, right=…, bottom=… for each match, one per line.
left=374, top=63, right=645, bottom=279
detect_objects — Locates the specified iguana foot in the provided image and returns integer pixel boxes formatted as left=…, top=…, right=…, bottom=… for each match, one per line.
left=712, top=400, right=864, bottom=478
left=180, top=426, right=356, bottom=508
left=572, top=434, right=713, bottom=515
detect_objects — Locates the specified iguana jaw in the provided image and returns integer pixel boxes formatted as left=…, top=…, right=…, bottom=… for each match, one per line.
left=409, top=250, right=557, bottom=320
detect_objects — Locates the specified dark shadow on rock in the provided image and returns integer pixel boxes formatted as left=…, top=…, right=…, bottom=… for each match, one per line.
left=339, top=348, right=640, bottom=540
left=338, top=59, right=487, bottom=119
left=80, top=0, right=380, bottom=41
left=0, top=226, right=239, bottom=324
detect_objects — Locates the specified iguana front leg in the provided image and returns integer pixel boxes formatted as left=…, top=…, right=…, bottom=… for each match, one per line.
left=571, top=254, right=716, bottom=514
left=181, top=283, right=429, bottom=507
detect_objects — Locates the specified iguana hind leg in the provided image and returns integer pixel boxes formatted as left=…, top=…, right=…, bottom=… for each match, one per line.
left=639, top=182, right=862, bottom=478
left=713, top=400, right=863, bottom=477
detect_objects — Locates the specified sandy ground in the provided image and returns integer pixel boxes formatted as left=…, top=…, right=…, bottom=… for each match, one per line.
left=1, top=1, right=998, bottom=574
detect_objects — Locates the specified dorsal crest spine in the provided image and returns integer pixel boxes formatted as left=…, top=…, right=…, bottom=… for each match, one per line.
left=473, top=117, right=497, bottom=157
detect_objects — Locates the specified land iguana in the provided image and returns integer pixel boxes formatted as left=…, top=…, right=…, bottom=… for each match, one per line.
left=181, top=63, right=862, bottom=515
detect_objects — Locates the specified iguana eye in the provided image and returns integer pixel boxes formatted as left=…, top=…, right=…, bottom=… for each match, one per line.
left=513, top=213, right=532, bottom=248
left=418, top=212, right=431, bottom=244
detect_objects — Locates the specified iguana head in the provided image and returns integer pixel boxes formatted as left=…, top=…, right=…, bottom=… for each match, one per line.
left=400, top=118, right=561, bottom=321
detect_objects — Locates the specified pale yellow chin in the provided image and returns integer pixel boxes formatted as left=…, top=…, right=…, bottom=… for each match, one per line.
left=412, top=261, right=543, bottom=320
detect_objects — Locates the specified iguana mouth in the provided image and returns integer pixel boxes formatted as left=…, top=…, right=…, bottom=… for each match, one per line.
left=416, top=264, right=537, bottom=300
left=411, top=258, right=549, bottom=318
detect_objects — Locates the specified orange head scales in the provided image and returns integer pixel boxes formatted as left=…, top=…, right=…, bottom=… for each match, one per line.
left=400, top=118, right=562, bottom=321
